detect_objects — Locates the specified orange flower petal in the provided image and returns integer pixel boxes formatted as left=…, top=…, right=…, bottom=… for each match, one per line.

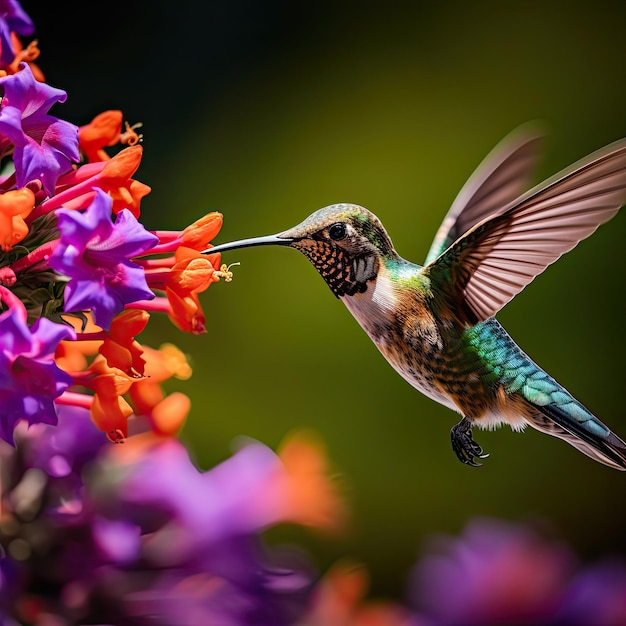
left=140, top=343, right=192, bottom=382
left=305, top=561, right=411, bottom=626
left=181, top=212, right=223, bottom=250
left=91, top=392, right=132, bottom=441
left=101, top=145, right=143, bottom=181
left=78, top=110, right=123, bottom=162
left=167, top=257, right=217, bottom=293
left=99, top=338, right=145, bottom=378
left=277, top=430, right=348, bottom=533
left=0, top=188, right=36, bottom=217
left=55, top=340, right=97, bottom=373
left=92, top=371, right=134, bottom=397
left=128, top=378, right=163, bottom=415
left=165, top=287, right=206, bottom=334
left=0, top=188, right=35, bottom=251
left=149, top=392, right=191, bottom=436
left=98, top=310, right=150, bottom=376
left=109, top=309, right=150, bottom=340
left=110, top=179, right=152, bottom=218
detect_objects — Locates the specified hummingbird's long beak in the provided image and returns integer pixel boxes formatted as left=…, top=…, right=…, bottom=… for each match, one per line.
left=201, top=234, right=294, bottom=255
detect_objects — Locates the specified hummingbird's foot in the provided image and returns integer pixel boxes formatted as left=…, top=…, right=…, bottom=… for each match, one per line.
left=450, top=417, right=490, bottom=467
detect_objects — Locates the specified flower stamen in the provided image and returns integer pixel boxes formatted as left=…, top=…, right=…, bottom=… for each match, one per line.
left=120, top=121, right=143, bottom=146
left=214, top=262, right=239, bottom=282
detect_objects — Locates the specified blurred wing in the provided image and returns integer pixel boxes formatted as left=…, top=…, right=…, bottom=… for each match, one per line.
left=426, top=138, right=626, bottom=325
left=424, top=125, right=544, bottom=265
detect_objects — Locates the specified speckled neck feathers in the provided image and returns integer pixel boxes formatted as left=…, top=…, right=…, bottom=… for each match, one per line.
left=293, top=239, right=379, bottom=297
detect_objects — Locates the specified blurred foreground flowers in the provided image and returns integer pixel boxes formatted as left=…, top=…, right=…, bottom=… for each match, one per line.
left=406, top=518, right=626, bottom=626
left=1, top=2, right=626, bottom=624
left=4, top=416, right=626, bottom=626
left=0, top=408, right=345, bottom=624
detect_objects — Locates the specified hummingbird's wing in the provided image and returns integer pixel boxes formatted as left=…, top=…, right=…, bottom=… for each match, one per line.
left=424, top=125, right=544, bottom=265
left=425, top=138, right=626, bottom=325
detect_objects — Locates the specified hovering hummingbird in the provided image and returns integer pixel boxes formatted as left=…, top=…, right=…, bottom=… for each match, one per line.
left=204, top=128, right=626, bottom=470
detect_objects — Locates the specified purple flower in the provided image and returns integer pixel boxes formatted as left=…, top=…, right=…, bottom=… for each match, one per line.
left=407, top=517, right=626, bottom=626
left=0, top=1, right=34, bottom=65
left=0, top=63, right=79, bottom=195
left=0, top=409, right=314, bottom=625
left=86, top=437, right=315, bottom=625
left=106, top=437, right=293, bottom=555
left=50, top=189, right=158, bottom=329
left=0, top=285, right=75, bottom=445
left=557, top=560, right=626, bottom=625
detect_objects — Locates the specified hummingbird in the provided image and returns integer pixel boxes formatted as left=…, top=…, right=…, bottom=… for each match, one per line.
left=204, top=127, right=626, bottom=470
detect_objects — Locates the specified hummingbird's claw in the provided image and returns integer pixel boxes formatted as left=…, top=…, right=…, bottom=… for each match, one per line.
left=451, top=417, right=489, bottom=467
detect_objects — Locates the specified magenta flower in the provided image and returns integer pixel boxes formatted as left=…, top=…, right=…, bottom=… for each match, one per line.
left=0, top=63, right=79, bottom=195
left=0, top=0, right=34, bottom=65
left=50, top=188, right=158, bottom=329
left=0, top=286, right=75, bottom=445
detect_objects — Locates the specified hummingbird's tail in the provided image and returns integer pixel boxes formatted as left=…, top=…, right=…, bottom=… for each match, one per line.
left=524, top=401, right=626, bottom=471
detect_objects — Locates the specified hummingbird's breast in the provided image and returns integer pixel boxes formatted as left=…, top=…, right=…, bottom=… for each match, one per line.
left=341, top=264, right=529, bottom=424
left=344, top=276, right=542, bottom=428
left=341, top=271, right=461, bottom=413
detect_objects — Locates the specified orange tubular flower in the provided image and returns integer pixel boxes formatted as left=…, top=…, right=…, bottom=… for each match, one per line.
left=128, top=342, right=188, bottom=400
left=89, top=365, right=135, bottom=442
left=276, top=430, right=348, bottom=533
left=99, top=309, right=150, bottom=377
left=100, top=145, right=151, bottom=217
left=149, top=391, right=191, bottom=436
left=164, top=246, right=221, bottom=334
left=142, top=343, right=192, bottom=382
left=0, top=188, right=35, bottom=251
left=78, top=110, right=123, bottom=162
left=128, top=343, right=191, bottom=431
left=305, top=561, right=411, bottom=626
left=181, top=212, right=224, bottom=250
left=57, top=307, right=193, bottom=441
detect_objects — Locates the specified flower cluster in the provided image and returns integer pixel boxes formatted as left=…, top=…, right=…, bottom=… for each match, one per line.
left=0, top=1, right=233, bottom=447
left=4, top=405, right=626, bottom=626
left=301, top=518, right=626, bottom=626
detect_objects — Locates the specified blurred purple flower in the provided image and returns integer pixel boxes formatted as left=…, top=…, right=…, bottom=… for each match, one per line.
left=0, top=285, right=74, bottom=444
left=408, top=517, right=626, bottom=626
left=104, top=436, right=303, bottom=557
left=87, top=436, right=315, bottom=624
left=0, top=0, right=34, bottom=65
left=556, top=560, right=626, bottom=625
left=0, top=63, right=78, bottom=195
left=0, top=408, right=315, bottom=625
left=50, top=188, right=158, bottom=330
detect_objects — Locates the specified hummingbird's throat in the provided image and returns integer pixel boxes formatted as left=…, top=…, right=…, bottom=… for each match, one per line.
left=295, top=240, right=379, bottom=297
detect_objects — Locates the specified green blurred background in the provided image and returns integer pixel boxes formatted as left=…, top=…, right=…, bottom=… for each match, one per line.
left=29, top=0, right=625, bottom=600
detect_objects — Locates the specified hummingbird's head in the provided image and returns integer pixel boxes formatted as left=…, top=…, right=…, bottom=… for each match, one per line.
left=205, top=203, right=398, bottom=297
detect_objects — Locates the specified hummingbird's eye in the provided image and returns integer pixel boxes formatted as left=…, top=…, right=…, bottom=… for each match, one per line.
left=328, top=222, right=347, bottom=241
